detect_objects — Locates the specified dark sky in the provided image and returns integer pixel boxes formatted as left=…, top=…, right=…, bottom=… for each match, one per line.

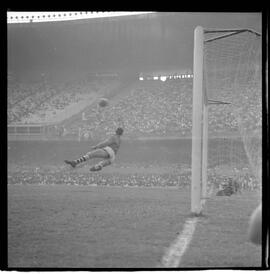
left=7, top=12, right=261, bottom=79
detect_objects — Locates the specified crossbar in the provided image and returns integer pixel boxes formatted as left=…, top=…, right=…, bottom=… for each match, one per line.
left=204, top=29, right=261, bottom=43
left=208, top=99, right=231, bottom=105
left=204, top=28, right=261, bottom=36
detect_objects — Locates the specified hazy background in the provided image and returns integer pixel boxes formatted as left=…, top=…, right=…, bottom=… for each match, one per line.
left=8, top=12, right=261, bottom=82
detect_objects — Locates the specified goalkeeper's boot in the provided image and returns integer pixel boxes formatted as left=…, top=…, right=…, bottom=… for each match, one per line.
left=90, top=164, right=102, bottom=172
left=64, top=160, right=77, bottom=168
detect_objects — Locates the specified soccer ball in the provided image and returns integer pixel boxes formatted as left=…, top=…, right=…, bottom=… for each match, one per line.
left=98, top=98, right=109, bottom=108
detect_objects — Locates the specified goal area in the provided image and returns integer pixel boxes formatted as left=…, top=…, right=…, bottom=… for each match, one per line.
left=191, top=26, right=262, bottom=215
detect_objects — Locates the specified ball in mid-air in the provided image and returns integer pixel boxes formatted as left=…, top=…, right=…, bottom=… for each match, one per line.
left=248, top=203, right=262, bottom=245
left=98, top=98, right=109, bottom=108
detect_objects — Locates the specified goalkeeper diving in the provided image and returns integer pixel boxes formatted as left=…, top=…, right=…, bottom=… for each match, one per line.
left=65, top=127, right=123, bottom=171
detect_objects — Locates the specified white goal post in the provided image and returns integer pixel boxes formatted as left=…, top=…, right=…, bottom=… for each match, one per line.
left=191, top=26, right=261, bottom=215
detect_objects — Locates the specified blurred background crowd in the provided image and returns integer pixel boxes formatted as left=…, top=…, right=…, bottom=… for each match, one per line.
left=8, top=72, right=261, bottom=140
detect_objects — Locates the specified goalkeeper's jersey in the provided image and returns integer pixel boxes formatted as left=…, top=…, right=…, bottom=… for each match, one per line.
left=107, top=135, right=121, bottom=154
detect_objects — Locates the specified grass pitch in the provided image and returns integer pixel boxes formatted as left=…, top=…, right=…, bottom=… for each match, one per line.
left=7, top=139, right=262, bottom=268
left=181, top=190, right=261, bottom=268
left=8, top=184, right=190, bottom=268
left=8, top=184, right=261, bottom=269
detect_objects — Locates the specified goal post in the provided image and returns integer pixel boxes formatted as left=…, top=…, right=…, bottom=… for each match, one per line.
left=191, top=26, right=205, bottom=215
left=191, top=26, right=210, bottom=215
left=191, top=26, right=262, bottom=215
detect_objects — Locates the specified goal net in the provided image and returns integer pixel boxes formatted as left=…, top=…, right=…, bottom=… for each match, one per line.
left=191, top=27, right=261, bottom=214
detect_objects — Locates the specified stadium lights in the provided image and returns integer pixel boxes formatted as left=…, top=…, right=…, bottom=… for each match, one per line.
left=160, top=76, right=167, bottom=82
left=137, top=74, right=193, bottom=82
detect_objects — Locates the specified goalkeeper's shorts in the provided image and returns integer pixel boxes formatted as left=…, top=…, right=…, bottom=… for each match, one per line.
left=103, top=146, right=116, bottom=163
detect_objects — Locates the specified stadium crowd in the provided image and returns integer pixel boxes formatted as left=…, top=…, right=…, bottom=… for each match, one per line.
left=8, top=73, right=261, bottom=139
left=8, top=74, right=118, bottom=124
left=8, top=164, right=259, bottom=190
left=79, top=79, right=193, bottom=139
left=79, top=78, right=261, bottom=139
left=8, top=74, right=261, bottom=191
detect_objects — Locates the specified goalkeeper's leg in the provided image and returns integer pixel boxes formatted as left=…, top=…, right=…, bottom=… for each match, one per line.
left=65, top=149, right=109, bottom=168
left=90, top=159, right=111, bottom=172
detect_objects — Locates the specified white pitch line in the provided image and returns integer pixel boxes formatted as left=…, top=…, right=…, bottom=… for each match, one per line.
left=161, top=217, right=199, bottom=267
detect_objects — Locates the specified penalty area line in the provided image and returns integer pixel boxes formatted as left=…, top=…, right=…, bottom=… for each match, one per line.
left=160, top=217, right=199, bottom=268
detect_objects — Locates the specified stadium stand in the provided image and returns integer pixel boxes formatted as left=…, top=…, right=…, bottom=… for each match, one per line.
left=8, top=73, right=260, bottom=140
left=79, top=78, right=260, bottom=139
left=8, top=73, right=119, bottom=125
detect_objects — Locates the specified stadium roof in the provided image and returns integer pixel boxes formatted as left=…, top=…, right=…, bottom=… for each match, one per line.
left=7, top=12, right=261, bottom=78
left=7, top=11, right=155, bottom=24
